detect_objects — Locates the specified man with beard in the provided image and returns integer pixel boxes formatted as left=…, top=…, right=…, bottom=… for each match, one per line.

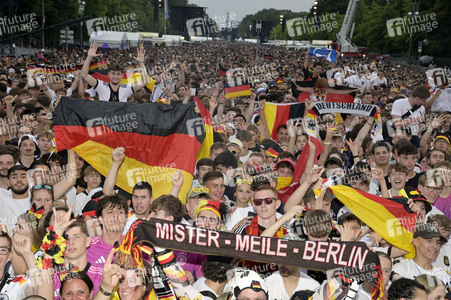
left=81, top=43, right=148, bottom=102
left=0, top=148, right=17, bottom=189
left=0, top=165, right=30, bottom=233
left=265, top=234, right=320, bottom=299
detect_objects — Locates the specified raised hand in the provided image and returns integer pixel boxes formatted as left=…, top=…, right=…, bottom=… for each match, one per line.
left=172, top=170, right=184, bottom=189
left=12, top=234, right=32, bottom=256
left=87, top=43, right=100, bottom=59
left=134, top=46, right=146, bottom=64
left=346, top=138, right=359, bottom=156
left=112, top=147, right=125, bottom=164
left=3, top=95, right=17, bottom=106
left=53, top=205, right=76, bottom=236
left=101, top=248, right=122, bottom=293
left=307, top=166, right=325, bottom=185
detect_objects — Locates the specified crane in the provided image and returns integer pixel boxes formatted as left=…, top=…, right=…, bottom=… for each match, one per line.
left=336, top=0, right=360, bottom=53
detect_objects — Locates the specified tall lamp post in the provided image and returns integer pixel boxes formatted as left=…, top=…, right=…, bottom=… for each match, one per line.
left=407, top=0, right=420, bottom=65
left=78, top=0, right=86, bottom=48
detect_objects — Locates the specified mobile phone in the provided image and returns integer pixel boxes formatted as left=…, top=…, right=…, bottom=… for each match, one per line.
left=248, top=211, right=257, bottom=217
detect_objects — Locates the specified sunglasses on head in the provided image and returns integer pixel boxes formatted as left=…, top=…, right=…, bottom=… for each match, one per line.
left=253, top=197, right=276, bottom=206
left=34, top=184, right=52, bottom=190
left=236, top=178, right=252, bottom=185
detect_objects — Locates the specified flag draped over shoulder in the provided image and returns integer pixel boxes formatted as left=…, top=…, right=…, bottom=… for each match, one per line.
left=89, top=69, right=155, bottom=92
left=330, top=185, right=417, bottom=257
left=115, top=218, right=383, bottom=299
left=264, top=102, right=306, bottom=141
left=53, top=98, right=206, bottom=201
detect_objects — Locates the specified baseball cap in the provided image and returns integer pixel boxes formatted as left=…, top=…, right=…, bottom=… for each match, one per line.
left=228, top=269, right=269, bottom=300
left=324, top=157, right=343, bottom=169
left=228, top=139, right=244, bottom=153
left=414, top=223, right=447, bottom=243
left=186, top=187, right=209, bottom=202
left=256, top=87, right=266, bottom=94
left=82, top=199, right=99, bottom=217
left=275, top=158, right=296, bottom=170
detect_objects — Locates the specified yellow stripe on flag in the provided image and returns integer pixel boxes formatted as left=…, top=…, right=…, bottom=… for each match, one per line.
left=196, top=124, right=214, bottom=160
left=121, top=73, right=155, bottom=91
left=73, top=140, right=192, bottom=203
left=225, top=89, right=251, bottom=99
left=330, top=185, right=415, bottom=256
left=264, top=102, right=278, bottom=137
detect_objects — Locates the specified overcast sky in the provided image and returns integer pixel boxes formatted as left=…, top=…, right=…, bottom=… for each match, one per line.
left=187, top=0, right=315, bottom=23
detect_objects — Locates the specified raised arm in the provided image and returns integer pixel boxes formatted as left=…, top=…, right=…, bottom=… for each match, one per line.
left=284, top=166, right=324, bottom=213
left=81, top=43, right=100, bottom=87
left=103, top=147, right=125, bottom=196
left=261, top=205, right=304, bottom=237
left=131, top=46, right=149, bottom=92
left=53, top=149, right=77, bottom=200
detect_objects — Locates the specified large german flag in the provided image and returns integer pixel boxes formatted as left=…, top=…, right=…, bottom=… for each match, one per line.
left=89, top=69, right=155, bottom=92
left=264, top=102, right=305, bottom=141
left=330, top=185, right=417, bottom=257
left=53, top=97, right=207, bottom=201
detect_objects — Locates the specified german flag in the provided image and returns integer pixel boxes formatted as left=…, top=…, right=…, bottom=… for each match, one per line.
left=28, top=60, right=108, bottom=74
left=292, top=81, right=356, bottom=103
left=330, top=185, right=417, bottom=257
left=53, top=98, right=208, bottom=202
left=263, top=102, right=305, bottom=141
left=193, top=96, right=214, bottom=160
left=218, top=63, right=229, bottom=76
left=89, top=69, right=155, bottom=92
left=224, top=84, right=251, bottom=99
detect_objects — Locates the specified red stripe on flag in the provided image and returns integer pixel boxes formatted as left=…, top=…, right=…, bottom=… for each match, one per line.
left=53, top=125, right=201, bottom=174
left=270, top=105, right=291, bottom=140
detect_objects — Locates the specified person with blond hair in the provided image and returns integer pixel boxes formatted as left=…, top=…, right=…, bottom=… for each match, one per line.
left=414, top=274, right=446, bottom=300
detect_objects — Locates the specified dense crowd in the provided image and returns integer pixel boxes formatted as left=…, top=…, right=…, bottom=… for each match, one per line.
left=0, top=40, right=450, bottom=300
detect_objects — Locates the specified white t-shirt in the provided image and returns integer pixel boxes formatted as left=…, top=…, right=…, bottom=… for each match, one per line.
left=226, top=206, right=255, bottom=231
left=391, top=98, right=425, bottom=136
left=193, top=277, right=218, bottom=300
left=427, top=87, right=451, bottom=112
left=265, top=270, right=320, bottom=299
left=0, top=188, right=31, bottom=234
left=393, top=259, right=450, bottom=287
left=433, top=242, right=451, bottom=276
left=93, top=79, right=134, bottom=102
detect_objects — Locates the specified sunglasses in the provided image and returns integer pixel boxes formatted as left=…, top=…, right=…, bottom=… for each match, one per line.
left=188, top=187, right=209, bottom=198
left=253, top=197, right=277, bottom=206
left=34, top=184, right=52, bottom=190
left=236, top=179, right=252, bottom=185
